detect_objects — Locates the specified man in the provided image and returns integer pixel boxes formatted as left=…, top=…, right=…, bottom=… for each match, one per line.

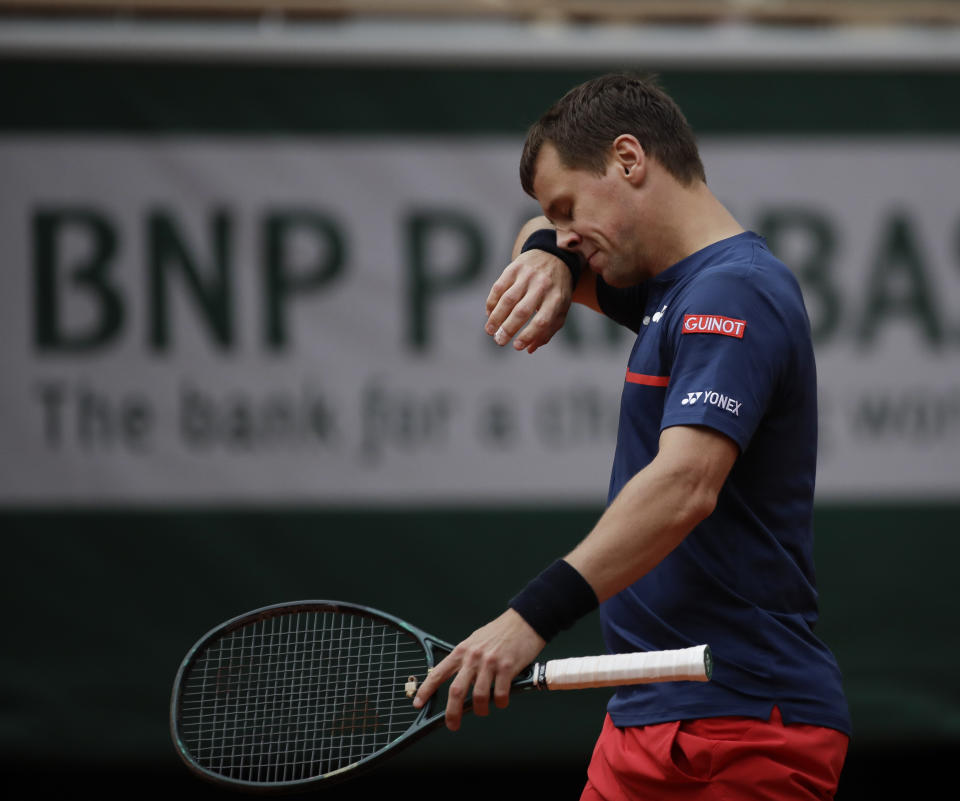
left=414, top=73, right=850, bottom=800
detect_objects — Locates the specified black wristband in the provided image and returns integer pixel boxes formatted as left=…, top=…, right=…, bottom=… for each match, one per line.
left=509, top=559, right=599, bottom=642
left=520, top=229, right=583, bottom=289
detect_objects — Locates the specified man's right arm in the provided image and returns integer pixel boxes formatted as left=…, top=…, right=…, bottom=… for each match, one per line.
left=484, top=216, right=599, bottom=353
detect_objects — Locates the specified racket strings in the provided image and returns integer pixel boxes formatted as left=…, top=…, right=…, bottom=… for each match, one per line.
left=176, top=610, right=429, bottom=784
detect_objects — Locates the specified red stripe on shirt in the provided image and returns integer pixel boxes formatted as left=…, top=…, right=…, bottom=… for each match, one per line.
left=625, top=370, right=670, bottom=387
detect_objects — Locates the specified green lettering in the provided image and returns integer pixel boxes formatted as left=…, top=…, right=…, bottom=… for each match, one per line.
left=263, top=210, right=345, bottom=349
left=406, top=210, right=485, bottom=351
left=32, top=207, right=123, bottom=352
left=148, top=209, right=232, bottom=351
left=858, top=211, right=943, bottom=348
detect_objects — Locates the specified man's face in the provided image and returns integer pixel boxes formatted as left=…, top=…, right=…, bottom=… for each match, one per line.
left=532, top=142, right=643, bottom=287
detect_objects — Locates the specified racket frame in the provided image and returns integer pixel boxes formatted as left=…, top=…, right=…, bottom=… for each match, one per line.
left=170, top=600, right=536, bottom=793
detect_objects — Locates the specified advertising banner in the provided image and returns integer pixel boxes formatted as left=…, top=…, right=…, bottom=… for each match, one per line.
left=2, top=136, right=958, bottom=504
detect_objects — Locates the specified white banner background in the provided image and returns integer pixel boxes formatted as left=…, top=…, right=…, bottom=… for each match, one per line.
left=1, top=136, right=958, bottom=504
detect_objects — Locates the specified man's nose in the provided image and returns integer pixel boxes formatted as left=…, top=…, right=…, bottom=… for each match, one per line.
left=556, top=228, right=580, bottom=250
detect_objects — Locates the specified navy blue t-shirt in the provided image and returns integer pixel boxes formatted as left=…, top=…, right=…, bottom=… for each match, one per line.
left=596, top=232, right=850, bottom=735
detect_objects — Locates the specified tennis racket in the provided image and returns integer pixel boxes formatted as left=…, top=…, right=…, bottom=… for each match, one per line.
left=170, top=600, right=712, bottom=793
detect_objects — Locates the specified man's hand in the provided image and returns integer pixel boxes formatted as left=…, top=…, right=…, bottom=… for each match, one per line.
left=412, top=609, right=546, bottom=731
left=484, top=248, right=575, bottom=354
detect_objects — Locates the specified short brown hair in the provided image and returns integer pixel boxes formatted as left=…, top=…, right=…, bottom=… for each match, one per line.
left=519, top=73, right=705, bottom=196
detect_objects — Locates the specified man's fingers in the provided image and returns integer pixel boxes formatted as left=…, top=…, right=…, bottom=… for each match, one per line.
left=485, top=252, right=573, bottom=352
left=485, top=261, right=521, bottom=317
left=412, top=653, right=458, bottom=710
left=485, top=248, right=563, bottom=339
left=514, top=299, right=569, bottom=352
left=470, top=658, right=497, bottom=719
left=412, top=653, right=501, bottom=730
left=486, top=275, right=531, bottom=341
left=489, top=280, right=548, bottom=347
left=444, top=662, right=477, bottom=731
left=414, top=610, right=546, bottom=731
left=412, top=647, right=481, bottom=731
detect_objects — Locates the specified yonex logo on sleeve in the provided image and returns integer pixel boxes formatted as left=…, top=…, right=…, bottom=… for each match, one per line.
left=682, top=314, right=746, bottom=338
left=680, top=389, right=742, bottom=416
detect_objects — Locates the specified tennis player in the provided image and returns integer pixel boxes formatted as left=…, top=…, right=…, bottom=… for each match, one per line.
left=414, top=73, right=851, bottom=800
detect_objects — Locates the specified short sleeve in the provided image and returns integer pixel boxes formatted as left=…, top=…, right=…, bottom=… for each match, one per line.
left=659, top=268, right=796, bottom=451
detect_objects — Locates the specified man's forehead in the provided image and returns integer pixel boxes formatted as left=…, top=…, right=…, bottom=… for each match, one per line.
left=531, top=143, right=568, bottom=201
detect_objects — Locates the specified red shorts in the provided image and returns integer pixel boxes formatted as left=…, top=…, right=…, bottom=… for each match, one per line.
left=580, top=707, right=848, bottom=801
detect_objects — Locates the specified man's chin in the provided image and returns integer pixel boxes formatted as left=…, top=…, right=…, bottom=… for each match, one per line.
left=597, top=269, right=631, bottom=288
left=594, top=260, right=645, bottom=288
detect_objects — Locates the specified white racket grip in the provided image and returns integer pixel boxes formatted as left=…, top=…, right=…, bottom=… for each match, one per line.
left=537, top=645, right=712, bottom=690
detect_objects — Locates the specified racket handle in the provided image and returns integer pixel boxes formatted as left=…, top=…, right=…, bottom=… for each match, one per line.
left=535, top=645, right=712, bottom=690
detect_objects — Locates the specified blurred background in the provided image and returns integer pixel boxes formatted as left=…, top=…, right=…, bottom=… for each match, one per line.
left=2, top=1, right=959, bottom=798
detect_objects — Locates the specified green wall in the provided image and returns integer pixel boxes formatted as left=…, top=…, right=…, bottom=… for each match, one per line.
left=3, top=55, right=959, bottom=796
left=4, top=503, right=959, bottom=768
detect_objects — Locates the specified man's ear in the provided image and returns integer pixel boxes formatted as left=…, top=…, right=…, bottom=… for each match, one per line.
left=612, top=134, right=645, bottom=183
